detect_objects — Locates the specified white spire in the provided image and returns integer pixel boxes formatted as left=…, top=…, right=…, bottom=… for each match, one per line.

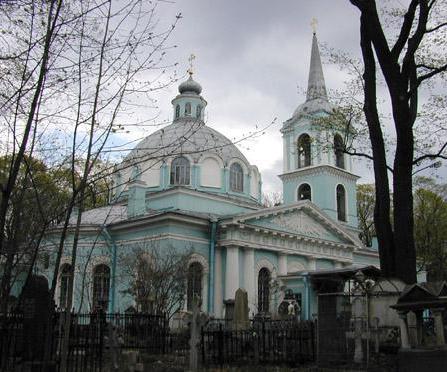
left=306, top=32, right=327, bottom=102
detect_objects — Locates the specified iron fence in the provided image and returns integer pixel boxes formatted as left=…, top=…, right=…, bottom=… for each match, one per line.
left=0, top=310, right=174, bottom=372
left=201, top=319, right=315, bottom=367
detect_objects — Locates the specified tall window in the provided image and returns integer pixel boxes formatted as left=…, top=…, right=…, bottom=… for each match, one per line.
left=196, top=105, right=202, bottom=118
left=230, top=163, right=244, bottom=192
left=93, top=264, right=110, bottom=311
left=258, top=268, right=270, bottom=314
left=187, top=262, right=203, bottom=311
left=297, top=134, right=311, bottom=168
left=170, top=156, right=190, bottom=185
left=175, top=104, right=180, bottom=119
left=334, top=134, right=345, bottom=169
left=59, top=264, right=71, bottom=309
left=336, top=184, right=347, bottom=221
left=298, top=183, right=312, bottom=201
left=185, top=102, right=191, bottom=116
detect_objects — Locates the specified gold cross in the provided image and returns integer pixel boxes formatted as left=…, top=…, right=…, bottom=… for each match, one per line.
left=311, top=18, right=318, bottom=34
left=187, top=53, right=196, bottom=76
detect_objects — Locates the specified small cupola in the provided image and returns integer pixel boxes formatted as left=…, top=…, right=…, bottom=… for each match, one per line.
left=172, top=56, right=207, bottom=122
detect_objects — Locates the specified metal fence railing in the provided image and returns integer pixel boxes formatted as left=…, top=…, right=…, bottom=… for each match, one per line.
left=201, top=319, right=315, bottom=367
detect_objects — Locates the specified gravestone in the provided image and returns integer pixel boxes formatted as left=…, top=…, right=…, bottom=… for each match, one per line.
left=234, top=288, right=249, bottom=330
left=19, top=275, right=55, bottom=363
left=224, top=299, right=235, bottom=322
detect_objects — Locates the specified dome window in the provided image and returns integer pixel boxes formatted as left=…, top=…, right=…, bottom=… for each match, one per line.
left=230, top=162, right=244, bottom=192
left=336, top=184, right=347, bottom=221
left=196, top=105, right=202, bottom=119
left=334, top=134, right=345, bottom=169
left=175, top=104, right=180, bottom=119
left=298, top=183, right=311, bottom=201
left=297, top=134, right=311, bottom=168
left=170, top=156, right=190, bottom=185
left=185, top=102, right=191, bottom=116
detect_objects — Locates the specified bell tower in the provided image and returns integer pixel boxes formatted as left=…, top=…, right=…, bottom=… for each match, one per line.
left=280, top=30, right=359, bottom=230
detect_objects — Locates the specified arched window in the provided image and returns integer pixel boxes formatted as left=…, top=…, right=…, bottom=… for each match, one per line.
left=196, top=105, right=202, bottom=118
left=298, top=183, right=312, bottom=201
left=230, top=162, right=244, bottom=192
left=187, top=262, right=203, bottom=311
left=297, top=134, right=311, bottom=168
left=185, top=102, right=191, bottom=116
left=258, top=268, right=270, bottom=314
left=92, top=264, right=110, bottom=311
left=170, top=156, right=190, bottom=185
left=59, top=264, right=71, bottom=309
left=334, top=134, right=345, bottom=169
left=336, top=184, right=347, bottom=221
left=175, top=104, right=180, bottom=119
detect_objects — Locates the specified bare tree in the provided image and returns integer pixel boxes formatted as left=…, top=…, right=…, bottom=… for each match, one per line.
left=118, top=243, right=191, bottom=319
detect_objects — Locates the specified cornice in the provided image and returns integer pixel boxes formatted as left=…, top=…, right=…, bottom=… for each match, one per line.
left=220, top=200, right=359, bottom=248
left=279, top=164, right=360, bottom=182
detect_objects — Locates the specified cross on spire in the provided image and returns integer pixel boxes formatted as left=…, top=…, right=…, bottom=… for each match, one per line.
left=311, top=18, right=318, bottom=35
left=187, top=53, right=196, bottom=76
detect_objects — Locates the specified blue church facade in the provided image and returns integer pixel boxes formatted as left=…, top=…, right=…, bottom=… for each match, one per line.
left=40, top=32, right=379, bottom=320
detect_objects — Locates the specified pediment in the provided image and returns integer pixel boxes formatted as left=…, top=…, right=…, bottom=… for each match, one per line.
left=235, top=203, right=356, bottom=246
left=398, top=284, right=438, bottom=304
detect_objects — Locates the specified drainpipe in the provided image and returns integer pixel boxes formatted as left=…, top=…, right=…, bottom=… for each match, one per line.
left=208, top=218, right=217, bottom=314
left=102, top=226, right=117, bottom=313
left=303, top=274, right=311, bottom=320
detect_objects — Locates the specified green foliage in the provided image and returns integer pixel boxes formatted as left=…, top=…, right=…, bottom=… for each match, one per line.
left=357, top=184, right=376, bottom=247
left=414, top=177, right=447, bottom=281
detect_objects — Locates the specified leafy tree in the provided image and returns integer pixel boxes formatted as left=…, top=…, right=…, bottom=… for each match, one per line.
left=414, top=177, right=447, bottom=281
left=357, top=184, right=376, bottom=248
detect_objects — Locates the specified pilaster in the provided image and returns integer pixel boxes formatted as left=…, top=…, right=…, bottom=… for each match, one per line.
left=225, top=246, right=239, bottom=300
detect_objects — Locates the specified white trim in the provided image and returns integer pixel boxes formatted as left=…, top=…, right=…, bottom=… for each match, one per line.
left=279, top=164, right=360, bottom=182
left=90, top=258, right=111, bottom=311
left=187, top=253, right=209, bottom=312
left=115, top=233, right=209, bottom=246
left=287, top=261, right=306, bottom=273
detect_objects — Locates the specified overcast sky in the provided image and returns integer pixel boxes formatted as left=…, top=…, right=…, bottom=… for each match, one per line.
left=115, top=0, right=446, bottom=194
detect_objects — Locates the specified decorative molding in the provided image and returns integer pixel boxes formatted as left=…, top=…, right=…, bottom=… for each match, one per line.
left=279, top=164, right=359, bottom=182
left=218, top=227, right=353, bottom=263
left=287, top=261, right=306, bottom=273
left=189, top=253, right=209, bottom=274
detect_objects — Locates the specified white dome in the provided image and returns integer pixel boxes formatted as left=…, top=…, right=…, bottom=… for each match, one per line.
left=124, top=119, right=250, bottom=165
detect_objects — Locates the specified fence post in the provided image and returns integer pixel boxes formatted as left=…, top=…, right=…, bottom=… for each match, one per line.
left=218, top=323, right=223, bottom=366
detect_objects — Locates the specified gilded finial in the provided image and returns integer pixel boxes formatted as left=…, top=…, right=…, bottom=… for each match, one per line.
left=311, top=18, right=318, bottom=35
left=187, top=53, right=196, bottom=76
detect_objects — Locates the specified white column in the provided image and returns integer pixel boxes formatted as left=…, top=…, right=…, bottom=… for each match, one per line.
left=334, top=261, right=343, bottom=269
left=243, top=248, right=255, bottom=316
left=278, top=253, right=287, bottom=276
left=214, top=247, right=223, bottom=317
left=225, top=246, right=239, bottom=300
left=307, top=256, right=317, bottom=271
left=398, top=311, right=411, bottom=349
left=432, top=309, right=446, bottom=346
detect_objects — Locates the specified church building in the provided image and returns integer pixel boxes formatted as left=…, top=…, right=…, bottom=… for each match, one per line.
left=41, top=32, right=379, bottom=319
